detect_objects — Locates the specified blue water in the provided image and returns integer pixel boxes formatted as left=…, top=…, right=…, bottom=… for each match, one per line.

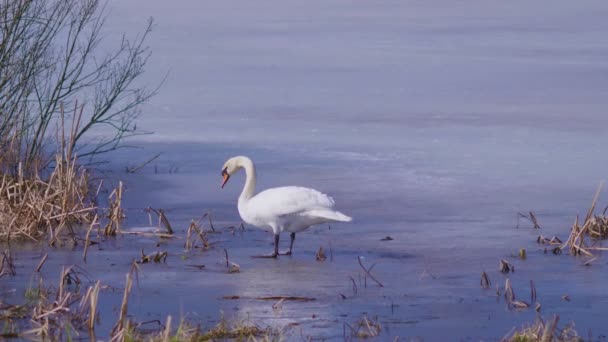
left=106, top=0, right=608, bottom=339
left=2, top=0, right=608, bottom=340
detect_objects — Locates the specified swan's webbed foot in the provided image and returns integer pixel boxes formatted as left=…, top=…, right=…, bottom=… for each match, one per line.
left=279, top=250, right=292, bottom=256
left=251, top=234, right=280, bottom=258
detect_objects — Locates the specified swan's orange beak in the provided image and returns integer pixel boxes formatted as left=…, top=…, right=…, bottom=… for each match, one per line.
left=221, top=168, right=230, bottom=188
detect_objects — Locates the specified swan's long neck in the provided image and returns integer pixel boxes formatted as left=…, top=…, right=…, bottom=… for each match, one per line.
left=238, top=157, right=256, bottom=203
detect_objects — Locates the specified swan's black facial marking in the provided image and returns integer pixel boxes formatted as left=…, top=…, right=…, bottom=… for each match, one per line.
left=221, top=167, right=230, bottom=188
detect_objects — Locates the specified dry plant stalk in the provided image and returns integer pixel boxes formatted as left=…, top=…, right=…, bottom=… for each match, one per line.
left=499, top=259, right=514, bottom=273
left=517, top=211, right=541, bottom=229
left=537, top=235, right=562, bottom=245
left=349, top=276, right=358, bottom=295
left=224, top=249, right=240, bottom=273
left=77, top=280, right=101, bottom=332
left=202, top=212, right=216, bottom=232
left=138, top=249, right=168, bottom=263
left=163, top=315, right=172, bottom=342
left=35, top=253, right=48, bottom=272
left=530, top=280, right=537, bottom=303
left=511, top=300, right=530, bottom=309
left=104, top=182, right=124, bottom=236
left=0, top=249, right=16, bottom=278
left=504, top=278, right=515, bottom=305
left=503, top=278, right=531, bottom=310
left=111, top=270, right=134, bottom=340
left=185, top=220, right=209, bottom=250
left=480, top=271, right=491, bottom=288
left=144, top=207, right=174, bottom=234
left=560, top=182, right=608, bottom=257
left=357, top=256, right=383, bottom=287
left=316, top=246, right=327, bottom=261
left=83, top=214, right=99, bottom=262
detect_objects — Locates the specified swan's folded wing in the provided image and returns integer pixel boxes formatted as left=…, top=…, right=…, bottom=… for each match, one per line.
left=247, top=186, right=335, bottom=219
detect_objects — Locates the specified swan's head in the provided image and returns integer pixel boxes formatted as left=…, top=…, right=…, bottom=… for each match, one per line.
left=220, top=156, right=241, bottom=188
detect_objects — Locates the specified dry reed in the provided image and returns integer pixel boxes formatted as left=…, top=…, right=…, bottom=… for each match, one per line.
left=122, top=314, right=281, bottom=342
left=104, top=181, right=124, bottom=236
left=480, top=271, right=491, bottom=288
left=345, top=315, right=382, bottom=339
left=357, top=256, right=383, bottom=287
left=111, top=267, right=135, bottom=341
left=316, top=246, right=327, bottom=261
left=560, top=183, right=608, bottom=257
left=0, top=105, right=99, bottom=243
left=517, top=211, right=541, bottom=229
left=145, top=207, right=174, bottom=234
left=503, top=315, right=582, bottom=342
left=184, top=219, right=210, bottom=250
left=20, top=266, right=101, bottom=340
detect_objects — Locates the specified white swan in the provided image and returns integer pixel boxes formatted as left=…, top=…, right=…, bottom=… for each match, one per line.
left=220, top=156, right=352, bottom=258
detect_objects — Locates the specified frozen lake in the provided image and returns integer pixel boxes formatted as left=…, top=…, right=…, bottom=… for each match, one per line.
left=108, top=0, right=608, bottom=339
left=107, top=0, right=608, bottom=213
left=3, top=0, right=608, bottom=340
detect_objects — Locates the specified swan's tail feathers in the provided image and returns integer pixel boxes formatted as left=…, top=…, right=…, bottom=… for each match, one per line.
left=306, top=209, right=352, bottom=223
left=332, top=211, right=352, bottom=222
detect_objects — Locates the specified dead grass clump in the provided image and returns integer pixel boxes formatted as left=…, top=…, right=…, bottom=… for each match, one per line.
left=0, top=106, right=99, bottom=243
left=0, top=153, right=95, bottom=243
left=201, top=316, right=278, bottom=341
left=19, top=266, right=101, bottom=340
left=561, top=183, right=608, bottom=257
left=345, top=315, right=381, bottom=339
left=504, top=315, right=582, bottom=342
left=123, top=314, right=281, bottom=342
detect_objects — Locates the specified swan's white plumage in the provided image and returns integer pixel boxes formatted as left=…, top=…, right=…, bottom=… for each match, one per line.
left=221, top=156, right=351, bottom=256
left=241, top=186, right=351, bottom=233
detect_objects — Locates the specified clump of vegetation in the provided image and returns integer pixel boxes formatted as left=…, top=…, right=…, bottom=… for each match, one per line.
left=0, top=0, right=155, bottom=242
left=504, top=316, right=582, bottom=342
left=1, top=266, right=102, bottom=340
left=199, top=316, right=279, bottom=341
left=0, top=108, right=95, bottom=243
left=345, top=315, right=382, bottom=339
left=119, top=314, right=282, bottom=342
left=561, top=183, right=608, bottom=257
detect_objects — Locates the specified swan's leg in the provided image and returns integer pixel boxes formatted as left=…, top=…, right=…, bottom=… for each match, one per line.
left=274, top=233, right=280, bottom=256
left=280, top=232, right=295, bottom=255
left=291, top=232, right=296, bottom=253
left=252, top=234, right=279, bottom=258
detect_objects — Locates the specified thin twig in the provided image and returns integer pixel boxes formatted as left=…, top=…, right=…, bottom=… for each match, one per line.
left=35, top=253, right=48, bottom=273
left=357, top=256, right=383, bottom=287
